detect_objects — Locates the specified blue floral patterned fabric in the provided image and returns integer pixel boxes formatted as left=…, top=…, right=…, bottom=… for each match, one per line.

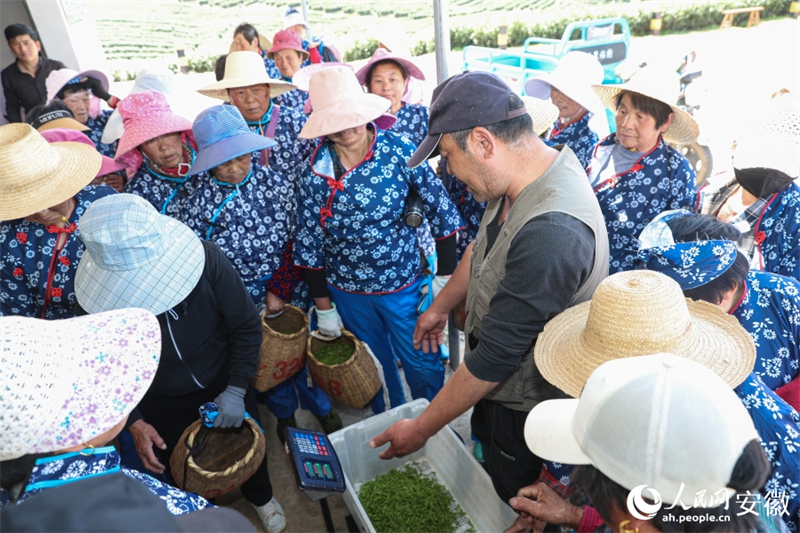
left=732, top=270, right=800, bottom=391
left=0, top=447, right=211, bottom=515
left=387, top=103, right=436, bottom=259
left=735, top=372, right=800, bottom=531
left=181, top=165, right=294, bottom=299
left=388, top=104, right=430, bottom=149
left=443, top=169, right=486, bottom=260
left=294, top=126, right=463, bottom=293
left=273, top=88, right=309, bottom=111
left=0, top=185, right=116, bottom=319
left=589, top=135, right=697, bottom=273
left=84, top=109, right=117, bottom=158
left=545, top=111, right=597, bottom=172
left=124, top=164, right=202, bottom=220
left=246, top=102, right=315, bottom=185
left=260, top=50, right=282, bottom=80
left=754, top=184, right=800, bottom=282
left=637, top=239, right=739, bottom=290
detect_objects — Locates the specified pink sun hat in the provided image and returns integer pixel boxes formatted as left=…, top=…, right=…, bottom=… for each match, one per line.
left=355, top=48, right=426, bottom=87
left=40, top=128, right=128, bottom=178
left=45, top=68, right=109, bottom=104
left=267, top=29, right=309, bottom=61
left=115, top=90, right=194, bottom=170
left=0, top=308, right=161, bottom=461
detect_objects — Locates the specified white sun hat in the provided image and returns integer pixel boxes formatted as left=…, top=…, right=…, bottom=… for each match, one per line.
left=525, top=52, right=609, bottom=138
left=524, top=353, right=757, bottom=505
left=197, top=51, right=296, bottom=102
left=0, top=308, right=161, bottom=461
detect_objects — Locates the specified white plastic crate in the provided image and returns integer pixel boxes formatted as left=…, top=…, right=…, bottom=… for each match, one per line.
left=328, top=399, right=518, bottom=533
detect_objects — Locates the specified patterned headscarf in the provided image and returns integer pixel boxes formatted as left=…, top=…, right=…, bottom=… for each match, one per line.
left=636, top=210, right=738, bottom=290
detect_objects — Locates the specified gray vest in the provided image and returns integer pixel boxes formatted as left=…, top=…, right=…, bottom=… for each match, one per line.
left=465, top=146, right=609, bottom=411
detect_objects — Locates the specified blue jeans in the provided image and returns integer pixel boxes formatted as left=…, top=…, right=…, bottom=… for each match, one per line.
left=329, top=277, right=445, bottom=413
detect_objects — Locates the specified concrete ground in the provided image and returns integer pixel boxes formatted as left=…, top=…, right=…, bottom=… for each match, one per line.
left=217, top=353, right=474, bottom=533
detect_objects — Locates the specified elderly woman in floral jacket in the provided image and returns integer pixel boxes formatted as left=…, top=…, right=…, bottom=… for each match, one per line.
left=589, top=68, right=697, bottom=273
left=294, top=66, right=463, bottom=413
left=182, top=104, right=341, bottom=442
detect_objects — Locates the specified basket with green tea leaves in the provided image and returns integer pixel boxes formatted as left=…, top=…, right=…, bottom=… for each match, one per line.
left=358, top=463, right=472, bottom=533
left=313, top=341, right=355, bottom=365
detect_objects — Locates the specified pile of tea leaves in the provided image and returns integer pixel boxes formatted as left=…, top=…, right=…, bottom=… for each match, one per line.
left=314, top=342, right=354, bottom=365
left=359, top=463, right=470, bottom=533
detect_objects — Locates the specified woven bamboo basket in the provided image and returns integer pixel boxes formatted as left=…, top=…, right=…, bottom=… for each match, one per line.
left=169, top=417, right=266, bottom=499
left=452, top=298, right=467, bottom=331
left=252, top=305, right=309, bottom=392
left=306, top=329, right=382, bottom=409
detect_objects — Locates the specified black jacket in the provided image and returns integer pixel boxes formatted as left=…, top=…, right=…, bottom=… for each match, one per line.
left=77, top=242, right=261, bottom=425
left=1, top=56, right=66, bottom=123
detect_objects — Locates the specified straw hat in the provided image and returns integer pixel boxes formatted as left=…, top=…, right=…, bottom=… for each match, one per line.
left=534, top=270, right=755, bottom=398
left=228, top=33, right=272, bottom=54
left=300, top=65, right=392, bottom=139
left=525, top=52, right=605, bottom=115
left=40, top=128, right=128, bottom=178
left=0, top=308, right=161, bottom=461
left=0, top=123, right=101, bottom=221
left=197, top=51, right=295, bottom=102
left=267, top=29, right=309, bottom=61
left=114, top=90, right=193, bottom=168
left=592, top=66, right=699, bottom=145
left=525, top=354, right=758, bottom=504
left=355, top=48, right=426, bottom=86
left=521, top=96, right=559, bottom=136
left=187, top=105, right=276, bottom=176
left=75, top=194, right=205, bottom=316
left=46, top=68, right=109, bottom=103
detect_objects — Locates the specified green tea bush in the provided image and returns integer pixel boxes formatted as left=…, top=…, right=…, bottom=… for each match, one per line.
left=344, top=38, right=379, bottom=61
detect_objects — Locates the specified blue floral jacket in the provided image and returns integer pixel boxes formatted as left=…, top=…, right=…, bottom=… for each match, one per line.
left=85, top=109, right=117, bottom=158
left=735, top=373, right=800, bottom=531
left=0, top=185, right=116, bottom=319
left=388, top=104, right=430, bottom=149
left=260, top=50, right=282, bottom=80
left=444, top=173, right=486, bottom=260
left=589, top=135, right=697, bottom=272
left=545, top=111, right=597, bottom=172
left=294, top=127, right=463, bottom=293
left=124, top=164, right=202, bottom=220
left=0, top=447, right=211, bottom=515
left=274, top=88, right=309, bottom=111
left=753, top=184, right=800, bottom=282
left=732, top=270, right=800, bottom=391
left=181, top=164, right=294, bottom=300
left=246, top=102, right=315, bottom=185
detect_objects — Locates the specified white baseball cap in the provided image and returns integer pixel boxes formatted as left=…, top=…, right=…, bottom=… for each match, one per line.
left=524, top=353, right=757, bottom=504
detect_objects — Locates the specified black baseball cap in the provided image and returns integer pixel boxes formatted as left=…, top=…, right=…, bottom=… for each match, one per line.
left=408, top=71, right=528, bottom=168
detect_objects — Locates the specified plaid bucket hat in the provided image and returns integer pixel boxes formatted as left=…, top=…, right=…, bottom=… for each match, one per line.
left=0, top=308, right=161, bottom=461
left=75, top=194, right=205, bottom=316
left=187, top=105, right=276, bottom=176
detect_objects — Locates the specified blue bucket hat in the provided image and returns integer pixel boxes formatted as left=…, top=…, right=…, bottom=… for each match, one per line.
left=187, top=104, right=276, bottom=176
left=636, top=210, right=738, bottom=290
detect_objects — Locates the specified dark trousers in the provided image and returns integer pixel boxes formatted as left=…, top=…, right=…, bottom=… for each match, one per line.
left=471, top=398, right=544, bottom=503
left=138, top=372, right=273, bottom=506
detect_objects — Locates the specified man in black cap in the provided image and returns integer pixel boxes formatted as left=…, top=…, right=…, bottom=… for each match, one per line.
left=370, top=71, right=610, bottom=503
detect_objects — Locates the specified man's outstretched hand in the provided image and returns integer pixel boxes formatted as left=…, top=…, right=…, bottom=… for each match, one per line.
left=369, top=419, right=430, bottom=460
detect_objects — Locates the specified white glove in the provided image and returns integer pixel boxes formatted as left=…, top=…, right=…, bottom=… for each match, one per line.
left=316, top=303, right=343, bottom=338
left=432, top=275, right=450, bottom=299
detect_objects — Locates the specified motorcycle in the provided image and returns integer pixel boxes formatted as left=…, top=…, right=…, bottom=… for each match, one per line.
left=615, top=52, right=714, bottom=186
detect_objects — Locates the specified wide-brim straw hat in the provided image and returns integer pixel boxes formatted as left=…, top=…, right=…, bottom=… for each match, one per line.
left=75, top=194, right=205, bottom=316
left=0, top=124, right=101, bottom=221
left=0, top=308, right=161, bottom=461
left=300, top=65, right=392, bottom=139
left=115, top=90, right=194, bottom=165
left=592, top=66, right=699, bottom=145
left=46, top=68, right=109, bottom=103
left=521, top=96, right=559, bottom=136
left=197, top=51, right=295, bottom=102
left=40, top=128, right=128, bottom=178
left=355, top=48, right=426, bottom=86
left=534, top=270, right=755, bottom=398
left=525, top=51, right=605, bottom=113
left=228, top=33, right=272, bottom=53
